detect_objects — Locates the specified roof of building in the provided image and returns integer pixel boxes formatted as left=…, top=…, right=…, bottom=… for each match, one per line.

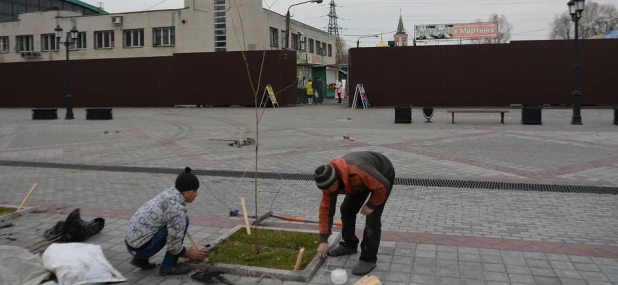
left=396, top=10, right=406, bottom=34
left=65, top=0, right=109, bottom=14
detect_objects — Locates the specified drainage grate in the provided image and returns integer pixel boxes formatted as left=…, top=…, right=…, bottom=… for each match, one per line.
left=0, top=160, right=616, bottom=195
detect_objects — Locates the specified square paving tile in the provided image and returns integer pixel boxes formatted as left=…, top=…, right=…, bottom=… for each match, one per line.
left=530, top=267, right=557, bottom=277
left=550, top=261, right=576, bottom=270
left=554, top=269, right=583, bottom=279
left=483, top=272, right=509, bottom=282
left=410, top=274, right=435, bottom=285
left=511, top=274, right=536, bottom=284
left=482, top=263, right=506, bottom=273
left=437, top=267, right=460, bottom=278
left=534, top=276, right=561, bottom=285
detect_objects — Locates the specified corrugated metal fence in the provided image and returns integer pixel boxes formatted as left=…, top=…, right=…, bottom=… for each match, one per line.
left=0, top=50, right=297, bottom=107
left=348, top=40, right=618, bottom=107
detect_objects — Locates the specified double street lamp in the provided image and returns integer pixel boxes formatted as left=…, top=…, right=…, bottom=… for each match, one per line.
left=357, top=35, right=378, bottom=48
left=54, top=25, right=79, bottom=120
left=567, top=0, right=585, bottom=125
left=286, top=0, right=322, bottom=50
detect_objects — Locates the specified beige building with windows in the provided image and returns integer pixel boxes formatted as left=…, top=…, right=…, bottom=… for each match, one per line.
left=0, top=0, right=337, bottom=68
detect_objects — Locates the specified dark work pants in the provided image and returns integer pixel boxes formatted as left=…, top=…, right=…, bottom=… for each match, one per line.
left=337, top=92, right=342, bottom=103
left=339, top=168, right=395, bottom=263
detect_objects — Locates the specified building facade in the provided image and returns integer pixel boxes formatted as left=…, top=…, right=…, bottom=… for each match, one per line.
left=0, top=0, right=336, bottom=67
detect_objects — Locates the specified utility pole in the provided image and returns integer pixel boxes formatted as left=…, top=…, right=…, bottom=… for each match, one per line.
left=327, top=0, right=339, bottom=36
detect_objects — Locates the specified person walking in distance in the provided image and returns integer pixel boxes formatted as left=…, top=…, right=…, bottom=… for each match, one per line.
left=315, top=77, right=324, bottom=104
left=313, top=151, right=395, bottom=275
left=305, top=79, right=314, bottom=105
left=335, top=79, right=343, bottom=103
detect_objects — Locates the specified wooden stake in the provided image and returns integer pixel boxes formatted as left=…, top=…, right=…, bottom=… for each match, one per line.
left=293, top=247, right=305, bottom=270
left=17, top=183, right=38, bottom=212
left=240, top=197, right=251, bottom=235
left=186, top=231, right=210, bottom=262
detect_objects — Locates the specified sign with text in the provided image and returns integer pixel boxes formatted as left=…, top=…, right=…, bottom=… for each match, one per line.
left=310, top=55, right=324, bottom=64
left=414, top=23, right=498, bottom=41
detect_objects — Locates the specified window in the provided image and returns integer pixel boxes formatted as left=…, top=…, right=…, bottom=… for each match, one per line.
left=95, top=31, right=114, bottom=49
left=213, top=0, right=226, bottom=52
left=328, top=44, right=332, bottom=57
left=41, top=34, right=59, bottom=51
left=291, top=33, right=299, bottom=50
left=308, top=39, right=314, bottom=53
left=269, top=27, right=278, bottom=47
left=322, top=43, right=326, bottom=55
left=70, top=32, right=86, bottom=49
left=154, top=27, right=175, bottom=46
left=124, top=29, right=144, bottom=47
left=0, top=37, right=8, bottom=52
left=16, top=35, right=33, bottom=52
left=316, top=40, right=321, bottom=54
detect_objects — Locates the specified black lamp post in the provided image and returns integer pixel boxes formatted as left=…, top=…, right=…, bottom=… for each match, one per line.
left=357, top=35, right=378, bottom=48
left=55, top=25, right=79, bottom=120
left=568, top=0, right=585, bottom=125
left=286, top=0, right=322, bottom=50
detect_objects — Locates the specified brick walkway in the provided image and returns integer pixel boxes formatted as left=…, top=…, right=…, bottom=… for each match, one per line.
left=1, top=104, right=617, bottom=284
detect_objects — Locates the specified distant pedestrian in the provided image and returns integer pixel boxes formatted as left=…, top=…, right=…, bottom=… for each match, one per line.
left=335, top=79, right=343, bottom=103
left=306, top=79, right=314, bottom=105
left=315, top=78, right=324, bottom=104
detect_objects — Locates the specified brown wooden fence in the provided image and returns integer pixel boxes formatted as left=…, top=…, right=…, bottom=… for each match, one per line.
left=0, top=50, right=297, bottom=107
left=348, top=40, right=618, bottom=107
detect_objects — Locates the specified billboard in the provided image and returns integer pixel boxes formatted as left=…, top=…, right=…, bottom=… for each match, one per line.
left=415, top=23, right=498, bottom=41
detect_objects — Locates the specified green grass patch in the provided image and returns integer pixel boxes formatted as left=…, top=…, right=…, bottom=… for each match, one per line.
left=209, top=229, right=320, bottom=270
left=0, top=207, right=16, bottom=216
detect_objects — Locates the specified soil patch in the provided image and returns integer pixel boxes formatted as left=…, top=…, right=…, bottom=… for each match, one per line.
left=0, top=207, right=16, bottom=216
left=209, top=228, right=320, bottom=270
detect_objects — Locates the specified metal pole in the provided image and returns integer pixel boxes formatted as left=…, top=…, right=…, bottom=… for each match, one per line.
left=285, top=10, right=291, bottom=50
left=64, top=38, right=74, bottom=120
left=571, top=16, right=582, bottom=125
left=357, top=38, right=360, bottom=48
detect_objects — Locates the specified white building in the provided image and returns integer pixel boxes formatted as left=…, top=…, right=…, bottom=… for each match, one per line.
left=0, top=0, right=337, bottom=71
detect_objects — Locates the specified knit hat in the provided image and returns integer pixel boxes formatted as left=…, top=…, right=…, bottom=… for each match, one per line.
left=314, top=165, right=338, bottom=190
left=175, top=167, right=199, bottom=192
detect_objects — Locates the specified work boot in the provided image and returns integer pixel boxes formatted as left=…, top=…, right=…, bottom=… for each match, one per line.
left=352, top=260, right=376, bottom=275
left=130, top=258, right=156, bottom=270
left=328, top=243, right=357, bottom=257
left=159, top=263, right=194, bottom=276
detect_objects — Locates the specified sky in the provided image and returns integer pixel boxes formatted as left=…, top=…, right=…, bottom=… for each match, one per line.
left=82, top=0, right=618, bottom=48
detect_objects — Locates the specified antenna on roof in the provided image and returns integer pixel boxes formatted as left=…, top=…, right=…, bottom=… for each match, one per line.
left=97, top=2, right=104, bottom=13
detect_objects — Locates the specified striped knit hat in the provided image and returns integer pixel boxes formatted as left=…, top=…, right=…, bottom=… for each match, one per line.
left=314, top=165, right=338, bottom=190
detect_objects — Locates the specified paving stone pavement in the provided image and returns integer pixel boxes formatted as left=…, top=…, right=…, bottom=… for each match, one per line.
left=1, top=168, right=618, bottom=245
left=1, top=104, right=618, bottom=284
left=2, top=213, right=618, bottom=285
left=0, top=105, right=617, bottom=186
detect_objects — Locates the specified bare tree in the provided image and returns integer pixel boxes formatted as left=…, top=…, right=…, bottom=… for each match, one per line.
left=335, top=36, right=348, bottom=64
left=549, top=1, right=618, bottom=39
left=550, top=12, right=573, bottom=39
left=472, top=14, right=513, bottom=44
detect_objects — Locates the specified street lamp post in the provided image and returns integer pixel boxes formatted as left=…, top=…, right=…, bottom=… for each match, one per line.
left=357, top=35, right=379, bottom=48
left=286, top=0, right=322, bottom=50
left=55, top=25, right=79, bottom=120
left=568, top=0, right=585, bottom=125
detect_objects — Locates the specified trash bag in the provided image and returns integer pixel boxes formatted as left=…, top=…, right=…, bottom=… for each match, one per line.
left=43, top=209, right=105, bottom=243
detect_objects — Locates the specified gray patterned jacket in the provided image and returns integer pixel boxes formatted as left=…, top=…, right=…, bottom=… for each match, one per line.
left=125, top=187, right=187, bottom=256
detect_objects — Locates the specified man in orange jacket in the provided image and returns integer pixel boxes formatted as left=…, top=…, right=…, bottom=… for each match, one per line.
left=314, top=151, right=395, bottom=275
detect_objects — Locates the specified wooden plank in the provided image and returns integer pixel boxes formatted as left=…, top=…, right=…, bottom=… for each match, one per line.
left=240, top=197, right=251, bottom=235
left=17, top=184, right=38, bottom=212
left=293, top=247, right=305, bottom=270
